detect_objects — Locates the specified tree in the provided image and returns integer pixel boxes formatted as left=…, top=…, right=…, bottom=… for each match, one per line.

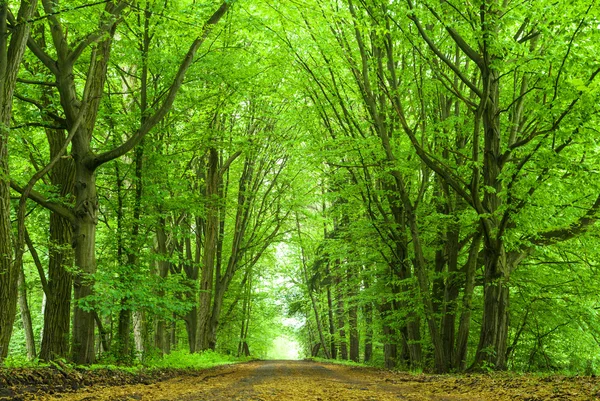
left=0, top=0, right=38, bottom=362
left=13, top=0, right=231, bottom=363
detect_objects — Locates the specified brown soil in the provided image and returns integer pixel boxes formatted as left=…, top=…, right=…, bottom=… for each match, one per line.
left=4, top=360, right=600, bottom=401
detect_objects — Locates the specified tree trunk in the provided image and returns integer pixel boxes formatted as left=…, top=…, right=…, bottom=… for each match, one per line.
left=185, top=309, right=197, bottom=353
left=472, top=63, right=510, bottom=371
left=155, top=223, right=171, bottom=355
left=472, top=244, right=510, bottom=370
left=455, top=233, right=482, bottom=370
left=326, top=276, right=337, bottom=360
left=381, top=301, right=397, bottom=369
left=0, top=0, right=38, bottom=362
left=116, top=141, right=144, bottom=363
left=71, top=161, right=99, bottom=364
left=441, top=224, right=460, bottom=366
left=237, top=275, right=251, bottom=357
left=334, top=269, right=347, bottom=360
left=40, top=127, right=74, bottom=361
left=133, top=310, right=146, bottom=359
left=385, top=186, right=422, bottom=369
left=347, top=267, right=359, bottom=363
left=18, top=264, right=36, bottom=360
left=117, top=307, right=131, bottom=361
left=170, top=318, right=177, bottom=350
left=362, top=273, right=373, bottom=363
left=196, top=148, right=219, bottom=351
left=117, top=5, right=150, bottom=360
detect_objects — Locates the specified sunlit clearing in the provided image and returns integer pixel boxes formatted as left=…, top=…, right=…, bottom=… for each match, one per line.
left=267, top=335, right=300, bottom=360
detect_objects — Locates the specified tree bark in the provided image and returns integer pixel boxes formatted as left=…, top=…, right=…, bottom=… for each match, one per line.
left=347, top=266, right=359, bottom=363
left=155, top=223, right=171, bottom=355
left=362, top=271, right=373, bottom=363
left=40, top=126, right=74, bottom=361
left=196, top=148, right=219, bottom=351
left=472, top=61, right=510, bottom=370
left=0, top=0, right=38, bottom=362
left=334, top=268, right=348, bottom=360
left=71, top=161, right=99, bottom=364
left=326, top=264, right=337, bottom=360
left=380, top=300, right=397, bottom=369
left=18, top=264, right=36, bottom=360
left=133, top=310, right=146, bottom=359
left=455, top=233, right=482, bottom=370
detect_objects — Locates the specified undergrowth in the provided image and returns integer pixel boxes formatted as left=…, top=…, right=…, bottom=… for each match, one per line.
left=1, top=350, right=247, bottom=372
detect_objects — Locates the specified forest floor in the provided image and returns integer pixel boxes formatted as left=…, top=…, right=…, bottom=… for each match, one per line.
left=2, top=360, right=600, bottom=401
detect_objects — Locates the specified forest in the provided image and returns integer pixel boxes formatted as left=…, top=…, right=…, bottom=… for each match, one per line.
left=0, top=0, right=599, bottom=377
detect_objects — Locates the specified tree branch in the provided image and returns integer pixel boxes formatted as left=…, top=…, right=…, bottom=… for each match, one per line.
left=533, top=194, right=600, bottom=246
left=67, top=1, right=128, bottom=65
left=219, top=150, right=242, bottom=176
left=10, top=181, right=75, bottom=223
left=91, top=1, right=231, bottom=168
left=24, top=226, right=50, bottom=296
left=404, top=1, right=482, bottom=97
left=16, top=77, right=56, bottom=86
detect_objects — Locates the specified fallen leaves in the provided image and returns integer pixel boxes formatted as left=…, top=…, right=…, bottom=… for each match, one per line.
left=2, top=361, right=599, bottom=401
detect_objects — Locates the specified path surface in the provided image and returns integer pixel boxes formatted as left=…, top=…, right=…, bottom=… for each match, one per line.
left=27, top=360, right=598, bottom=401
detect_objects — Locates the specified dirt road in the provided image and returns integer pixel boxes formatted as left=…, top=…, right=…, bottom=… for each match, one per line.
left=27, top=360, right=599, bottom=401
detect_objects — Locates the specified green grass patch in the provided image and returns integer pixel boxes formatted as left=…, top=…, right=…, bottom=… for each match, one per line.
left=307, top=357, right=368, bottom=368
left=146, top=350, right=246, bottom=370
left=2, top=350, right=248, bottom=372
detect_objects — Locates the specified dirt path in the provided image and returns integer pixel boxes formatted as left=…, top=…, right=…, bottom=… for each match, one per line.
left=25, top=360, right=600, bottom=401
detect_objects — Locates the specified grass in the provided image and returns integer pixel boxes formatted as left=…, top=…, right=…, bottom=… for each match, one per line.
left=2, top=350, right=248, bottom=372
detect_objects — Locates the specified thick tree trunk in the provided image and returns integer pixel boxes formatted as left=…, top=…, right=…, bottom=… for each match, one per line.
left=207, top=283, right=226, bottom=351
left=0, top=139, right=15, bottom=361
left=441, top=225, right=460, bottom=365
left=398, top=272, right=422, bottom=368
left=379, top=290, right=397, bottom=369
left=40, top=128, right=74, bottom=361
left=40, top=218, right=73, bottom=361
left=385, top=187, right=422, bottom=369
left=117, top=307, right=131, bottom=360
left=71, top=162, right=99, bottom=364
left=133, top=310, right=146, bottom=359
left=185, top=308, right=197, bottom=353
left=472, top=245, right=510, bottom=370
left=155, top=320, right=167, bottom=354
left=0, top=0, right=38, bottom=362
left=472, top=65, right=510, bottom=371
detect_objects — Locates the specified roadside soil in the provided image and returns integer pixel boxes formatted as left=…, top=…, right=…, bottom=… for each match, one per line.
left=2, top=360, right=600, bottom=401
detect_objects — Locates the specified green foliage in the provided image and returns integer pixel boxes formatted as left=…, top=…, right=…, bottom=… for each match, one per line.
left=2, top=0, right=599, bottom=377
left=1, top=355, right=45, bottom=369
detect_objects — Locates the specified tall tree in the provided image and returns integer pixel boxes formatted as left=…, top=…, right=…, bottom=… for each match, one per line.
left=0, top=0, right=38, bottom=362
